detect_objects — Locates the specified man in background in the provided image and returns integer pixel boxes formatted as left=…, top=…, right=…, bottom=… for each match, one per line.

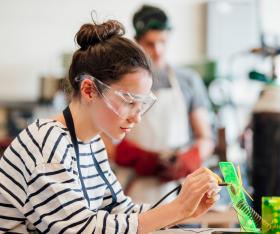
left=113, top=5, right=214, bottom=204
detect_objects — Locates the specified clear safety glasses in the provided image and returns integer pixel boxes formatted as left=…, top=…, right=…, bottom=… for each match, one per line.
left=75, top=74, right=157, bottom=119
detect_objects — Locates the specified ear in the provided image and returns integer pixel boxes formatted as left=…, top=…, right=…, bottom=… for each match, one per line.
left=80, top=79, right=97, bottom=101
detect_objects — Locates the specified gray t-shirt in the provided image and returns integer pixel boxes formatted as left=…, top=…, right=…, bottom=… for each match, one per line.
left=152, top=66, right=210, bottom=114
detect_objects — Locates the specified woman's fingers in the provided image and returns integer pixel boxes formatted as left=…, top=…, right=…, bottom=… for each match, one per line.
left=207, top=187, right=221, bottom=198
left=188, top=167, right=210, bottom=177
left=187, top=168, right=223, bottom=191
left=204, top=168, right=223, bottom=184
left=195, top=181, right=219, bottom=196
left=205, top=194, right=220, bottom=204
left=181, top=172, right=219, bottom=200
left=188, top=173, right=219, bottom=192
left=177, top=167, right=221, bottom=215
left=187, top=168, right=219, bottom=184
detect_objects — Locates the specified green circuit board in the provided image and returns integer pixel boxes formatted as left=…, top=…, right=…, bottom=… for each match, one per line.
left=219, top=162, right=259, bottom=232
left=262, top=197, right=280, bottom=233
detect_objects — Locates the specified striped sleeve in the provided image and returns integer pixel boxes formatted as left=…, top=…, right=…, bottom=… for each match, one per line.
left=0, top=195, right=26, bottom=233
left=0, top=121, right=141, bottom=233
left=23, top=163, right=139, bottom=233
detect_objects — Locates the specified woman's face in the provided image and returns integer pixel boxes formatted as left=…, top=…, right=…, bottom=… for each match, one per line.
left=91, top=69, right=153, bottom=140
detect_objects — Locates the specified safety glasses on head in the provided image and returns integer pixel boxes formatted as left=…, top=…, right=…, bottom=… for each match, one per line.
left=75, top=74, right=157, bottom=119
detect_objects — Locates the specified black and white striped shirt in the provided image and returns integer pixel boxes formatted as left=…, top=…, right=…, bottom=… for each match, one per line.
left=0, top=119, right=148, bottom=233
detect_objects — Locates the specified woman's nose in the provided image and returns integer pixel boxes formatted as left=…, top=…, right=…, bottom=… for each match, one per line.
left=127, top=111, right=142, bottom=124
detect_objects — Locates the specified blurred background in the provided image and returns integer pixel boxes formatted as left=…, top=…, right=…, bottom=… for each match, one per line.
left=1, top=0, right=280, bottom=228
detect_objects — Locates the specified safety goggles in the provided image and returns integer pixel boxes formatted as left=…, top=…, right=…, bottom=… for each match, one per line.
left=135, top=19, right=171, bottom=38
left=75, top=74, right=157, bottom=119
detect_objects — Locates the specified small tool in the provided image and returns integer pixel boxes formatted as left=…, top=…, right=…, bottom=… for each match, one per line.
left=218, top=182, right=229, bottom=186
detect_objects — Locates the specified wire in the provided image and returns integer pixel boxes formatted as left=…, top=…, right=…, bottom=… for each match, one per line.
left=151, top=184, right=214, bottom=232
left=150, top=184, right=182, bottom=209
left=232, top=200, right=271, bottom=232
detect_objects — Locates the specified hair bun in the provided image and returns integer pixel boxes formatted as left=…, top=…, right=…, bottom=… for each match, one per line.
left=76, top=20, right=125, bottom=50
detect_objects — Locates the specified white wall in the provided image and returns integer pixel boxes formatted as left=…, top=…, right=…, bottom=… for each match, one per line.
left=1, top=0, right=279, bottom=102
left=0, top=0, right=206, bottom=101
left=260, top=0, right=280, bottom=36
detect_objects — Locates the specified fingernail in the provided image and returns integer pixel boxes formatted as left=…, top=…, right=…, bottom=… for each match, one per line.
left=214, top=195, right=220, bottom=201
left=216, top=187, right=221, bottom=192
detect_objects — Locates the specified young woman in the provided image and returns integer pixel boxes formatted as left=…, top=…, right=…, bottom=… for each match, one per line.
left=0, top=20, right=220, bottom=233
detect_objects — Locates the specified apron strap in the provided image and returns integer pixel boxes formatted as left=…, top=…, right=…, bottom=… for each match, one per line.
left=63, top=106, right=90, bottom=206
left=63, top=106, right=117, bottom=212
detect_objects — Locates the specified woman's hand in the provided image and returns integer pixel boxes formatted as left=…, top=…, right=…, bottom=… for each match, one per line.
left=138, top=167, right=220, bottom=233
left=191, top=188, right=220, bottom=218
left=173, top=167, right=220, bottom=220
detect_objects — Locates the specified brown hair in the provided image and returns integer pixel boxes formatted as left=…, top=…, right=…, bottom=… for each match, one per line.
left=68, top=19, right=152, bottom=97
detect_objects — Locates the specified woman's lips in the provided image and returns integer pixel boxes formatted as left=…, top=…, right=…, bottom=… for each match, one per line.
left=120, top=127, right=132, bottom=133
